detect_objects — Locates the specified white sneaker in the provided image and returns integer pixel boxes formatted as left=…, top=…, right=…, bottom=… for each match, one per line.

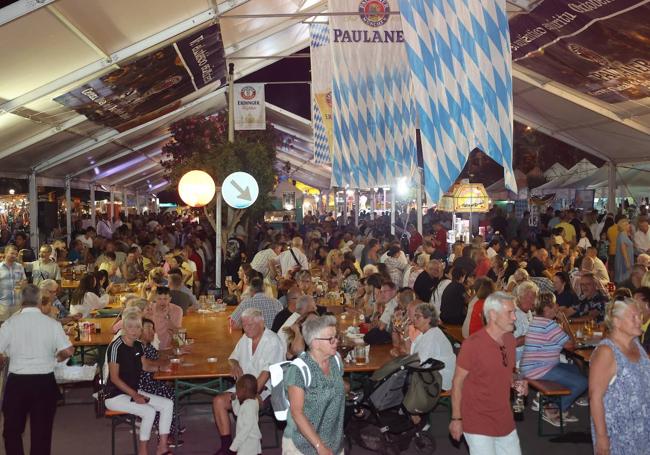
left=562, top=411, right=579, bottom=423
left=531, top=396, right=539, bottom=412
left=575, top=396, right=589, bottom=407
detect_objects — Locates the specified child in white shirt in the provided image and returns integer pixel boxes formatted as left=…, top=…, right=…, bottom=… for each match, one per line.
left=230, top=374, right=262, bottom=455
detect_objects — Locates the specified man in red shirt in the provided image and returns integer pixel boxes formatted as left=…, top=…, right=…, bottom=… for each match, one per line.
left=432, top=221, right=448, bottom=260
left=407, top=224, right=423, bottom=256
left=449, top=291, right=526, bottom=455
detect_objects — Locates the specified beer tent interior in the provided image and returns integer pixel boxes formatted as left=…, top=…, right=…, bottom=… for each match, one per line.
left=2, top=0, right=650, bottom=232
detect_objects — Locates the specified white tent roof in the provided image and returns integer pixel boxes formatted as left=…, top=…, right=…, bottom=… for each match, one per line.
left=543, top=163, right=568, bottom=180
left=486, top=168, right=528, bottom=200
left=1, top=0, right=650, bottom=198
left=533, top=159, right=598, bottom=193
left=0, top=0, right=331, bottom=193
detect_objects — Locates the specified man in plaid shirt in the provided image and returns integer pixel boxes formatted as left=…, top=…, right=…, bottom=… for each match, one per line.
left=230, top=276, right=283, bottom=329
left=0, top=245, right=27, bottom=322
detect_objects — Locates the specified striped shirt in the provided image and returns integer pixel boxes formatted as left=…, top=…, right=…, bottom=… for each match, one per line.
left=520, top=316, right=569, bottom=379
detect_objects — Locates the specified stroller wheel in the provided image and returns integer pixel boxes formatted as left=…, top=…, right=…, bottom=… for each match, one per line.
left=414, top=432, right=437, bottom=453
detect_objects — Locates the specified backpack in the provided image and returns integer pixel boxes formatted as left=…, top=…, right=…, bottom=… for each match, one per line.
left=269, top=352, right=342, bottom=421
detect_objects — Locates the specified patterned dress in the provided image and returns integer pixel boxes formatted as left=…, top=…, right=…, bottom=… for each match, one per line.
left=591, top=339, right=650, bottom=454
left=138, top=343, right=179, bottom=435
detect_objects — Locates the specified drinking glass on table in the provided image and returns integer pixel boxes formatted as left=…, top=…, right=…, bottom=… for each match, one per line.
left=512, top=370, right=527, bottom=421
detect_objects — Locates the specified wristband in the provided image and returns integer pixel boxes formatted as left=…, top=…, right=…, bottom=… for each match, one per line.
left=451, top=417, right=462, bottom=421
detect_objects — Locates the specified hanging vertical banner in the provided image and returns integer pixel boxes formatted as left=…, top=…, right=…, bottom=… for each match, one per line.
left=234, top=83, right=266, bottom=130
left=398, top=0, right=516, bottom=204
left=329, top=0, right=417, bottom=189
left=310, top=23, right=334, bottom=165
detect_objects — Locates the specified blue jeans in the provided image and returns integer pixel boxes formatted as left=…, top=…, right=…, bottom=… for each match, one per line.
left=540, top=363, right=588, bottom=412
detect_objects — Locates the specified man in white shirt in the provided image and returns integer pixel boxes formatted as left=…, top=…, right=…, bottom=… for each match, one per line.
left=586, top=247, right=610, bottom=285
left=513, top=280, right=538, bottom=363
left=486, top=239, right=500, bottom=259
left=250, top=242, right=283, bottom=279
left=277, top=237, right=309, bottom=277
left=0, top=284, right=74, bottom=455
left=96, top=213, right=114, bottom=239
left=378, top=281, right=399, bottom=331
left=212, top=308, right=285, bottom=454
left=24, top=244, right=61, bottom=286
left=76, top=227, right=96, bottom=249
left=634, top=216, right=650, bottom=255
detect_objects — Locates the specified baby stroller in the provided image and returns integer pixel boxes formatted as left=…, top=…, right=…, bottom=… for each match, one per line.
left=346, top=354, right=444, bottom=455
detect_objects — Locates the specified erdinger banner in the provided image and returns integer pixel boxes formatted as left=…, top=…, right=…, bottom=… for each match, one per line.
left=510, top=0, right=650, bottom=103
left=234, top=83, right=265, bottom=130
left=328, top=0, right=417, bottom=189
left=399, top=0, right=516, bottom=204
left=309, top=24, right=333, bottom=165
left=54, top=24, right=226, bottom=131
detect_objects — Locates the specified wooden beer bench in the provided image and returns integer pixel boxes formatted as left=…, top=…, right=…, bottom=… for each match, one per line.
left=526, top=379, right=571, bottom=436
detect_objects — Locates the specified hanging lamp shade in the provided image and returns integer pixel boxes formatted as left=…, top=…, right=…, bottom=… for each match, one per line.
left=178, top=170, right=216, bottom=207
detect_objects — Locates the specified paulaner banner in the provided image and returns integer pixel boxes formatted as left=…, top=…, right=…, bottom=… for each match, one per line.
left=234, top=83, right=265, bottom=130
left=399, top=0, right=516, bottom=204
left=309, top=24, right=334, bottom=165
left=328, top=0, right=417, bottom=189
left=54, top=24, right=226, bottom=131
left=510, top=0, right=650, bottom=103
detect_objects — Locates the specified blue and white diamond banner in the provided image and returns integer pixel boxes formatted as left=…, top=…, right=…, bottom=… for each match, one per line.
left=329, top=0, right=417, bottom=189
left=398, top=0, right=516, bottom=204
left=309, top=23, right=333, bottom=165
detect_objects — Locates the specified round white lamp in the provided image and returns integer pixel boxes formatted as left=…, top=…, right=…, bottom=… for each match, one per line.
left=178, top=170, right=216, bottom=207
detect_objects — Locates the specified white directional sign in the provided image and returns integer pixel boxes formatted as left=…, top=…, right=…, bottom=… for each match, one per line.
left=222, top=171, right=259, bottom=209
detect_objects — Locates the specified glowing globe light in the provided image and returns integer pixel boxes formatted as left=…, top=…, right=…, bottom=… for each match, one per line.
left=178, top=170, right=216, bottom=207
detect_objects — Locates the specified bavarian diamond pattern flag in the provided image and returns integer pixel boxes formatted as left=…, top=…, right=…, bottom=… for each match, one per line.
left=398, top=0, right=516, bottom=203
left=310, top=23, right=333, bottom=165
left=329, top=0, right=417, bottom=189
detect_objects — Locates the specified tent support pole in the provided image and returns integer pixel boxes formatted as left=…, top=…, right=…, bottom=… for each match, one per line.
left=371, top=189, right=376, bottom=220
left=608, top=162, right=617, bottom=213
left=90, top=184, right=96, bottom=228
left=390, top=189, right=396, bottom=236
left=342, top=191, right=348, bottom=226
left=416, top=169, right=423, bottom=235
left=215, top=190, right=222, bottom=291
left=29, top=172, right=39, bottom=250
left=65, top=178, right=72, bottom=246
left=354, top=190, right=360, bottom=227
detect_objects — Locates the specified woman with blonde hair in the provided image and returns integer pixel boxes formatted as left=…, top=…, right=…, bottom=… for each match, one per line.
left=589, top=299, right=650, bottom=455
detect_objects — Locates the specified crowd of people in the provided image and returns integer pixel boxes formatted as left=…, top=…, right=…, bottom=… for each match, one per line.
left=0, top=204, right=648, bottom=454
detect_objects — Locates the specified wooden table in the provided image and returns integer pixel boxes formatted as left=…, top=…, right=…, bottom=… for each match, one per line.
left=155, top=311, right=394, bottom=381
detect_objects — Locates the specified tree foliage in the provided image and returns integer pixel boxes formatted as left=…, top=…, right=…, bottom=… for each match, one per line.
left=162, top=114, right=278, bottom=239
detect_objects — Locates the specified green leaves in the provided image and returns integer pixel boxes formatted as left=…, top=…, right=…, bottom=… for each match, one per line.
left=162, top=114, right=278, bottom=215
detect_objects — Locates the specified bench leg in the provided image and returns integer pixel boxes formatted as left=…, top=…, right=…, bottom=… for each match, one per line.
left=111, top=417, right=116, bottom=455
left=538, top=395, right=566, bottom=437
left=130, top=416, right=138, bottom=455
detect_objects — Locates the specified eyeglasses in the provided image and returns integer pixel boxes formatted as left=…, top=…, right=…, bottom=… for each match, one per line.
left=314, top=336, right=339, bottom=344
left=499, top=344, right=508, bottom=367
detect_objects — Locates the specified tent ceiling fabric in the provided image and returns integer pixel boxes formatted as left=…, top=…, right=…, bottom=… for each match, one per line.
left=0, top=0, right=331, bottom=193
left=2, top=0, right=650, bottom=196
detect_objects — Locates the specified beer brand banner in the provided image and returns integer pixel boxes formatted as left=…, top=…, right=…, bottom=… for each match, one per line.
left=328, top=0, right=417, bottom=189
left=234, top=83, right=266, bottom=130
left=399, top=0, right=516, bottom=204
left=510, top=0, right=650, bottom=103
left=309, top=24, right=333, bottom=165
left=54, top=24, right=226, bottom=132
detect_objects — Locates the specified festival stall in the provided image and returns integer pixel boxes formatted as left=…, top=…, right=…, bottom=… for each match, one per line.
left=438, top=181, right=490, bottom=243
